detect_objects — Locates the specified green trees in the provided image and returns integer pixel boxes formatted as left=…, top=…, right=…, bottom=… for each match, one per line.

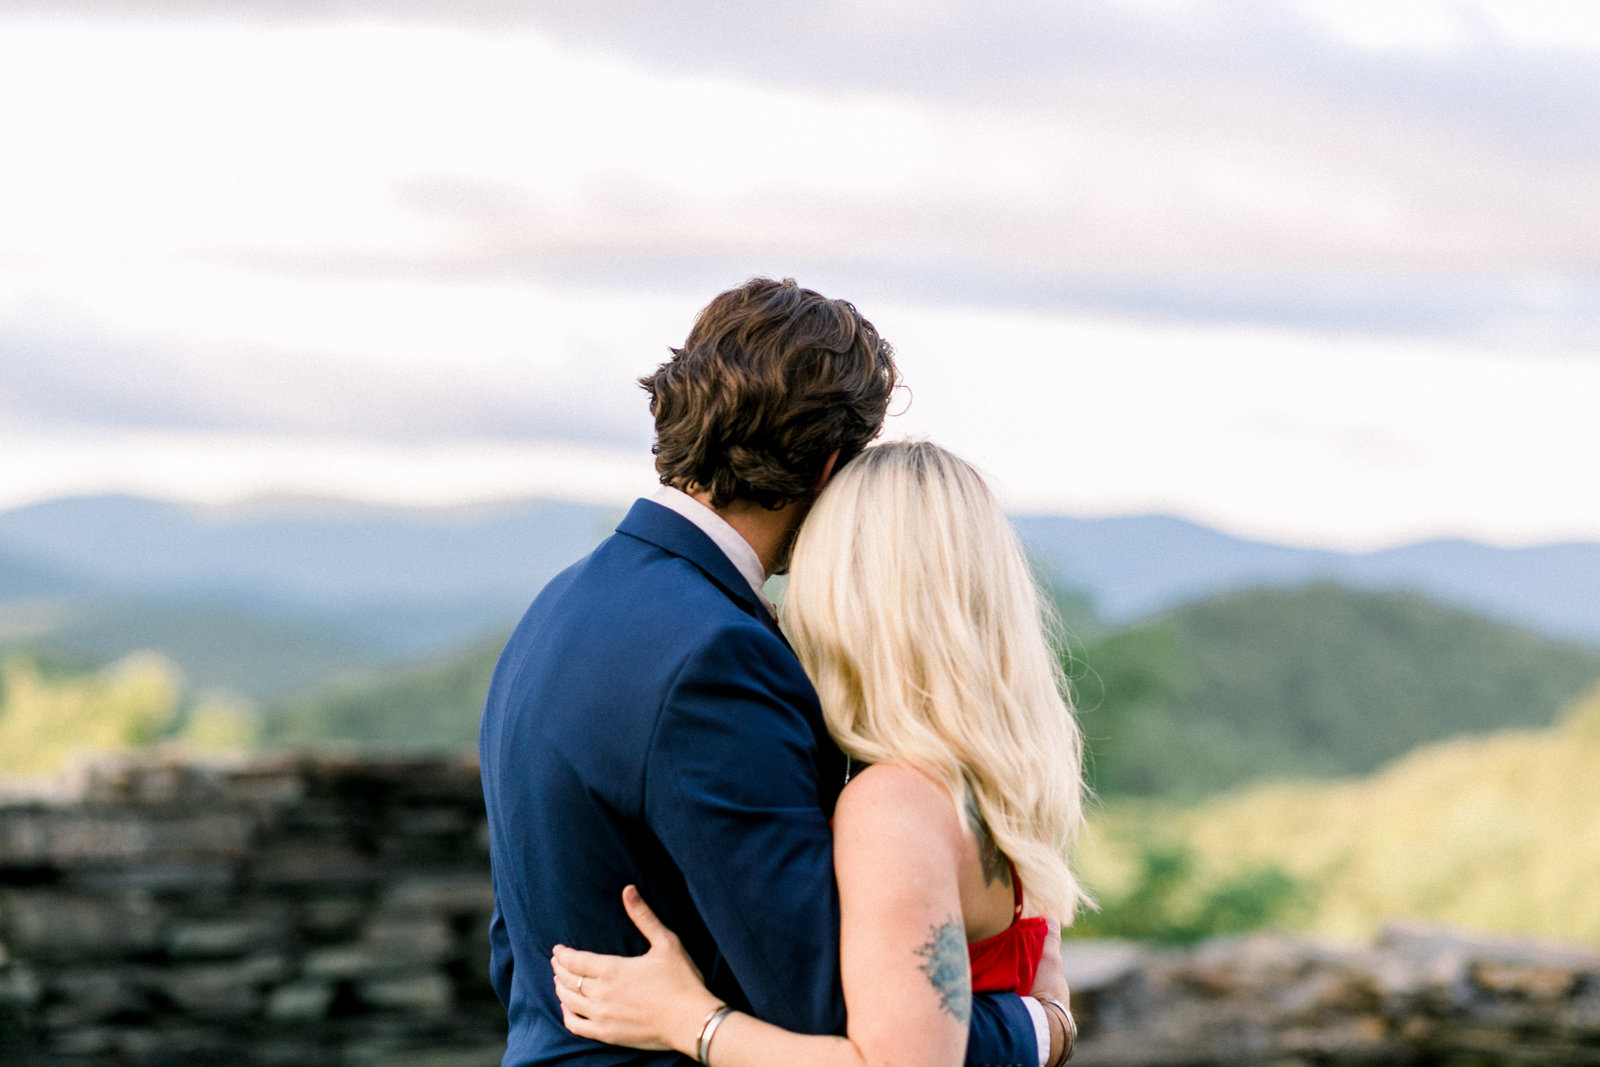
left=0, top=653, right=253, bottom=778
left=1070, top=584, right=1600, bottom=798
left=1069, top=844, right=1306, bottom=944
left=1117, top=685, right=1600, bottom=943
left=261, top=638, right=502, bottom=749
left=1060, top=585, right=1600, bottom=944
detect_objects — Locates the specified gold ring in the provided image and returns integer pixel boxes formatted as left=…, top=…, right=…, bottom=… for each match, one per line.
left=576, top=975, right=585, bottom=994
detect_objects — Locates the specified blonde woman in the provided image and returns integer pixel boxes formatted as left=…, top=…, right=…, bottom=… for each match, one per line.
left=550, top=440, right=1088, bottom=1067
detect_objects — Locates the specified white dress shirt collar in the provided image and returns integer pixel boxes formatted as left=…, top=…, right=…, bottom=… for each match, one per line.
left=650, top=486, right=775, bottom=616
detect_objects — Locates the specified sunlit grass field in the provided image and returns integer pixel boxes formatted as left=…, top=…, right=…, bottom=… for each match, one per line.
left=1078, top=684, right=1600, bottom=944
left=0, top=652, right=252, bottom=779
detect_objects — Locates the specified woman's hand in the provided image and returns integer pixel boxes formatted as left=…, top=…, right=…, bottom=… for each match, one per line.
left=1030, top=920, right=1076, bottom=1066
left=1030, top=919, right=1070, bottom=1004
left=552, top=886, right=725, bottom=1056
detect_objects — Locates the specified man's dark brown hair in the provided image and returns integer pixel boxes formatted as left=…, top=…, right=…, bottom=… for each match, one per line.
left=641, top=277, right=899, bottom=510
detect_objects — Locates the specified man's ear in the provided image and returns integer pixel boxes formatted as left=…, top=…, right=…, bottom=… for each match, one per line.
left=815, top=449, right=841, bottom=491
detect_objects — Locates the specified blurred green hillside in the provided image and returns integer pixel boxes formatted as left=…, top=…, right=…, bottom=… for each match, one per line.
left=258, top=582, right=1600, bottom=782
left=1071, top=583, right=1600, bottom=798
left=8, top=581, right=1599, bottom=802
left=0, top=596, right=397, bottom=704
left=7, top=576, right=1600, bottom=945
left=261, top=638, right=503, bottom=750
left=1079, top=683, right=1600, bottom=944
left=0, top=652, right=254, bottom=778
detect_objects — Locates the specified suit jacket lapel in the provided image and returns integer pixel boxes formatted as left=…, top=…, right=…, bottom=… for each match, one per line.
left=615, top=499, right=784, bottom=638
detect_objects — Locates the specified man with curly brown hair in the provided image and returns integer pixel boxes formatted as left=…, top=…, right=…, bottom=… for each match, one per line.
left=479, top=278, right=1044, bottom=1066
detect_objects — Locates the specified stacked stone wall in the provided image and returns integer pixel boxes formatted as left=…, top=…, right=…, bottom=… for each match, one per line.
left=3, top=753, right=1599, bottom=1065
left=0, top=753, right=503, bottom=1066
left=1063, top=926, right=1600, bottom=1065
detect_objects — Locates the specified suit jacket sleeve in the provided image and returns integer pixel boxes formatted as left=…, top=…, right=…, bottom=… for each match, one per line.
left=969, top=993, right=1040, bottom=1067
left=487, top=899, right=513, bottom=1011
left=644, top=626, right=1039, bottom=1066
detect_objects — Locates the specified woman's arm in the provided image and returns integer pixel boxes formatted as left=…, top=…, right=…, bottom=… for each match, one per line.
left=553, top=887, right=859, bottom=1065
left=829, top=763, right=971, bottom=1067
left=554, top=763, right=972, bottom=1067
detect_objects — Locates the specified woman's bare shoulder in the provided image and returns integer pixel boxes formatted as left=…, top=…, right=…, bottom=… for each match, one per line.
left=834, top=763, right=962, bottom=852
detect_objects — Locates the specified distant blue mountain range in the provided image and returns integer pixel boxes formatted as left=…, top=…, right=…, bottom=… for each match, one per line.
left=1, top=495, right=1596, bottom=664
left=0, top=495, right=623, bottom=657
left=1013, top=514, right=1600, bottom=647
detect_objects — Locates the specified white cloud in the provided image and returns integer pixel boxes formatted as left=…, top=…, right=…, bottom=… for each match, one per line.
left=3, top=13, right=1593, bottom=346
left=0, top=273, right=670, bottom=443
left=875, top=301, right=1600, bottom=549
left=1292, top=0, right=1600, bottom=57
left=0, top=425, right=657, bottom=511
left=1453, top=0, right=1600, bottom=51
left=0, top=19, right=949, bottom=265
left=6, top=294, right=1596, bottom=550
left=5, top=10, right=1596, bottom=279
left=1294, top=0, right=1474, bottom=51
left=2, top=3, right=1598, bottom=548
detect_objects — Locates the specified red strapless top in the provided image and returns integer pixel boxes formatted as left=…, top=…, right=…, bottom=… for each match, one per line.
left=967, top=863, right=1048, bottom=994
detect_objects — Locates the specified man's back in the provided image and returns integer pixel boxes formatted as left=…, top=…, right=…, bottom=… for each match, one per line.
left=479, top=500, right=847, bottom=1065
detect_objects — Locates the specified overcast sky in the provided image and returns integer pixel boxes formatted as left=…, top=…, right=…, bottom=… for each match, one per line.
left=2, top=0, right=1597, bottom=548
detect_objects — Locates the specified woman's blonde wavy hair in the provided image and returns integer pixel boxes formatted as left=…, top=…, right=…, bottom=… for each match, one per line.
left=783, top=440, right=1088, bottom=923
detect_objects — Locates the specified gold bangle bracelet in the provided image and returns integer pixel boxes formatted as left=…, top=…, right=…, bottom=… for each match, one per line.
left=695, top=1004, right=734, bottom=1065
left=1036, top=996, right=1077, bottom=1064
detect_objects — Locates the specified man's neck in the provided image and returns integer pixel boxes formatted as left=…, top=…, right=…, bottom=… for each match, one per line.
left=686, top=489, right=802, bottom=579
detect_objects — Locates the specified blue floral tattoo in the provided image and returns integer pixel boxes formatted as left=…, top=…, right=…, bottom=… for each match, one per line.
left=915, top=917, right=972, bottom=1024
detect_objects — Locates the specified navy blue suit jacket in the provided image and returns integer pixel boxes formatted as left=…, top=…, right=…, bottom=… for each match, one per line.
left=480, top=499, right=1038, bottom=1066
